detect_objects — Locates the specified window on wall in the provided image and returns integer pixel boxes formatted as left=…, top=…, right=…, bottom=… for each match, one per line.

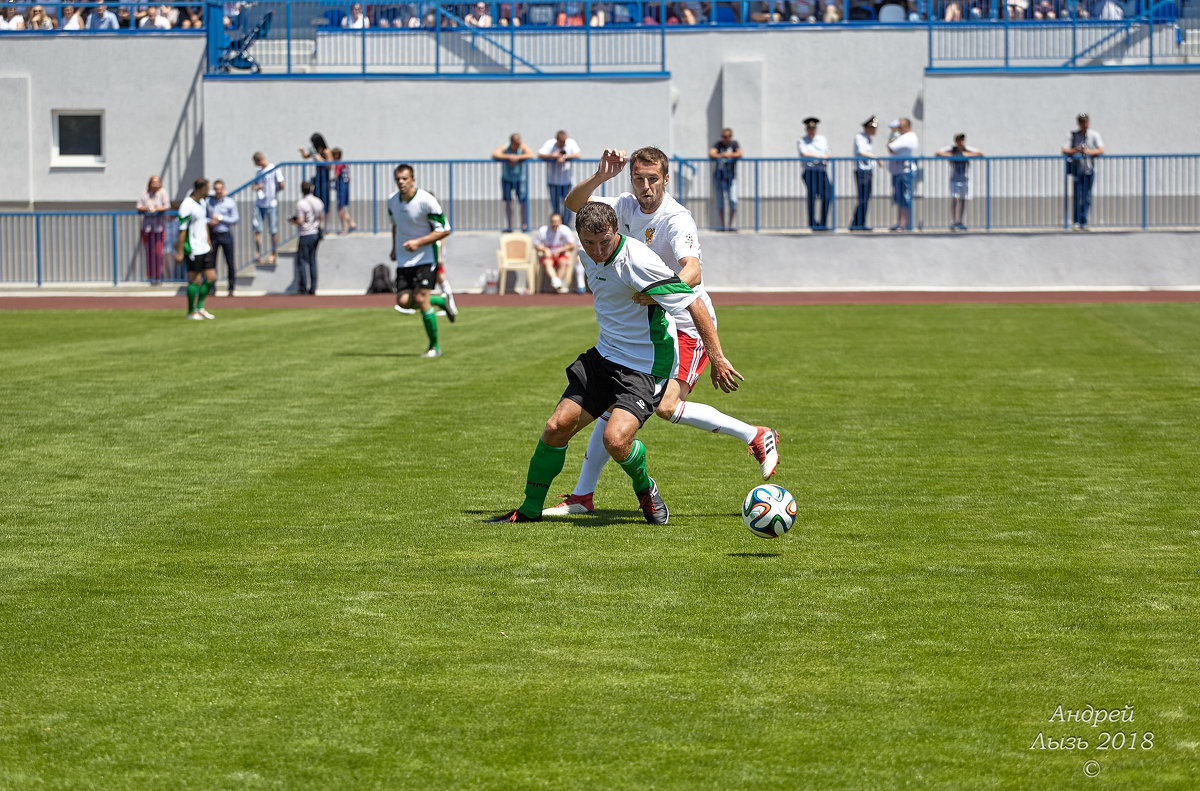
left=52, top=111, right=105, bottom=167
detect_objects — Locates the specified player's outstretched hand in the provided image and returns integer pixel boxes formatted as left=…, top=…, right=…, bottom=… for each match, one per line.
left=596, top=149, right=628, bottom=181
left=709, top=355, right=744, bottom=393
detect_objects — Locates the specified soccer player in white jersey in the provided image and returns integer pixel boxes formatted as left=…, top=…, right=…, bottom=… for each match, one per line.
left=174, top=177, right=216, bottom=320
left=488, top=202, right=743, bottom=525
left=543, top=147, right=780, bottom=516
left=387, top=164, right=455, bottom=358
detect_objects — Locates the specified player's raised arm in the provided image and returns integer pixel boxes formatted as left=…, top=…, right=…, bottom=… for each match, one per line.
left=565, top=149, right=627, bottom=213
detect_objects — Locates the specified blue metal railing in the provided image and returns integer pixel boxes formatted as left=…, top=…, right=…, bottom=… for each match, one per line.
left=3, top=154, right=1199, bottom=286
left=927, top=0, right=1198, bottom=69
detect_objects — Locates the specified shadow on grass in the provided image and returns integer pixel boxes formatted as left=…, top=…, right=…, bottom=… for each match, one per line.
left=335, top=352, right=421, bottom=358
left=727, top=552, right=781, bottom=558
left=465, top=508, right=657, bottom=527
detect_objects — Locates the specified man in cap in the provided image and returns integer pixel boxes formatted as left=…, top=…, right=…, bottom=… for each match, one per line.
left=1061, top=113, right=1104, bottom=230
left=798, top=117, right=833, bottom=231
left=851, top=116, right=879, bottom=231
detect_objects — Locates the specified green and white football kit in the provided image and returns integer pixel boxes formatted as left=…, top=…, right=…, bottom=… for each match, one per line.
left=387, top=187, right=453, bottom=353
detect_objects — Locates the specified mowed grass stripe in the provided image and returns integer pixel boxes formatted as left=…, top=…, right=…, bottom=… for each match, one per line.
left=0, top=304, right=1197, bottom=790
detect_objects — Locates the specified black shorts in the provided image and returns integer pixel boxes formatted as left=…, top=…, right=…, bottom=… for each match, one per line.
left=562, top=347, right=667, bottom=427
left=186, top=250, right=214, bottom=273
left=395, top=264, right=436, bottom=293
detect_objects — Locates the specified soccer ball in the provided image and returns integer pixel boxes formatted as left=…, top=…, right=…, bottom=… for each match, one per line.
left=741, top=485, right=797, bottom=539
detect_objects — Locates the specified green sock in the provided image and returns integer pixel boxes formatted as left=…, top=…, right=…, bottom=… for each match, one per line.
left=196, top=280, right=211, bottom=310
left=518, top=439, right=568, bottom=519
left=187, top=282, right=199, bottom=313
left=429, top=294, right=447, bottom=309
left=616, top=439, right=652, bottom=493
left=421, top=309, right=438, bottom=349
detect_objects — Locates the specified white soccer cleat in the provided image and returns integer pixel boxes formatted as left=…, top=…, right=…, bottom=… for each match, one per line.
left=443, top=291, right=458, bottom=322
left=394, top=305, right=417, bottom=315
left=186, top=312, right=205, bottom=320
left=420, top=347, right=443, bottom=358
left=198, top=308, right=215, bottom=319
left=749, top=427, right=780, bottom=480
left=541, top=492, right=595, bottom=516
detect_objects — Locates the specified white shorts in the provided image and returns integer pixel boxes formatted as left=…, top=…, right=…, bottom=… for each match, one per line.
left=950, top=178, right=971, bottom=200
left=672, top=332, right=709, bottom=387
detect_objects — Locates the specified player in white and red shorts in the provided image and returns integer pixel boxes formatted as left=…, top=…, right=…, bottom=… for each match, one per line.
left=544, top=147, right=779, bottom=516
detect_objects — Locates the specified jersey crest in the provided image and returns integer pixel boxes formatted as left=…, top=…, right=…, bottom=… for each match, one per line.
left=644, top=228, right=655, bottom=243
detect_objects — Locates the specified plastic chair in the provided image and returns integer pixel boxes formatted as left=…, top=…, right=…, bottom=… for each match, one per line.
left=877, top=3, right=907, bottom=20
left=495, top=232, right=539, bottom=294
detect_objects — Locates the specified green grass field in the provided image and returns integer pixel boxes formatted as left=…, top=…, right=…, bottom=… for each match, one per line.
left=2, top=303, right=1198, bottom=790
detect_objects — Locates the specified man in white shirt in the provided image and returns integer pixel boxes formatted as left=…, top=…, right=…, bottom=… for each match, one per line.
left=174, top=178, right=216, bottom=320
left=341, top=2, right=370, bottom=27
left=886, top=117, right=920, bottom=231
left=543, top=147, right=780, bottom=517
left=533, top=213, right=578, bottom=293
left=851, top=116, right=878, bottom=231
left=251, top=151, right=285, bottom=265
left=387, top=164, right=455, bottom=357
left=488, top=201, right=743, bottom=525
left=290, top=181, right=325, bottom=295
left=538, top=130, right=582, bottom=224
left=797, top=117, right=833, bottom=230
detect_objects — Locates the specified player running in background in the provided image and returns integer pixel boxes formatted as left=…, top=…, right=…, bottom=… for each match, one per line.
left=488, top=202, right=743, bottom=525
left=545, top=147, right=779, bottom=516
left=387, top=164, right=455, bottom=358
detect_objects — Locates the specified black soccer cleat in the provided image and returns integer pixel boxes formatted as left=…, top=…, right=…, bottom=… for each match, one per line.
left=635, top=479, right=669, bottom=525
left=485, top=509, right=542, bottom=523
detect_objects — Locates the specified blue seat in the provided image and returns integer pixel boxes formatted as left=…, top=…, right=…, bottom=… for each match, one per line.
left=323, top=8, right=346, bottom=27
left=713, top=5, right=738, bottom=22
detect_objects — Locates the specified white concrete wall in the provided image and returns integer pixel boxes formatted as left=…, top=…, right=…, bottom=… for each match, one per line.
left=242, top=230, right=1200, bottom=294
left=0, top=37, right=207, bottom=208
left=4, top=28, right=1200, bottom=208
left=201, top=77, right=673, bottom=192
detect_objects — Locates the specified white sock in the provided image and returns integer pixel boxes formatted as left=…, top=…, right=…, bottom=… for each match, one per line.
left=671, top=402, right=757, bottom=444
left=440, top=278, right=454, bottom=296
left=573, top=413, right=611, bottom=495
left=575, top=260, right=586, bottom=289
left=551, top=276, right=563, bottom=289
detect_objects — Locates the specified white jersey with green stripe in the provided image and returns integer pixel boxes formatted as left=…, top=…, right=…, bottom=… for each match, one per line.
left=593, top=192, right=715, bottom=336
left=177, top=196, right=211, bottom=257
left=583, top=234, right=698, bottom=379
left=387, top=188, right=450, bottom=268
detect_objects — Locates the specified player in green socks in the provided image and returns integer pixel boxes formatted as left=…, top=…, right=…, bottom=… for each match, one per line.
left=175, top=178, right=217, bottom=320
left=488, top=199, right=743, bottom=525
left=387, top=164, right=454, bottom=357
